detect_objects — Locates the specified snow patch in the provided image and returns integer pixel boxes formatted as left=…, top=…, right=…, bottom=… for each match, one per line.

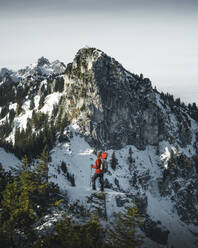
left=0, top=147, right=21, bottom=171
left=40, top=92, right=62, bottom=115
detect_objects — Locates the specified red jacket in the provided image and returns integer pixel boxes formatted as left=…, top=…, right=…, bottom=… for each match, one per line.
left=92, top=156, right=103, bottom=174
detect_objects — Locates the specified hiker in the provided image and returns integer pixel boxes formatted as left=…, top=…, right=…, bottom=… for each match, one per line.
left=91, top=151, right=108, bottom=192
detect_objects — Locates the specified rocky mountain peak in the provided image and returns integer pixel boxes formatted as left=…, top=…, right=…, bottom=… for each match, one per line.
left=70, top=47, right=103, bottom=74
left=63, top=48, right=162, bottom=149
left=62, top=47, right=195, bottom=151
left=37, top=56, right=50, bottom=67
left=75, top=47, right=103, bottom=58
left=0, top=67, right=13, bottom=78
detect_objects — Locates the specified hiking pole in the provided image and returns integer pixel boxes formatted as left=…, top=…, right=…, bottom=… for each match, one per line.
left=90, top=164, right=92, bottom=186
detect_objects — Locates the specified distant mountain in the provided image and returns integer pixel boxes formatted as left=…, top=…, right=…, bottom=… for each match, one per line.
left=0, top=47, right=198, bottom=248
left=0, top=57, right=66, bottom=86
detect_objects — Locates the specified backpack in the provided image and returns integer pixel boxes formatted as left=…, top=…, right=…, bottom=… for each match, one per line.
left=100, top=152, right=108, bottom=173
left=101, top=152, right=108, bottom=159
left=95, top=158, right=104, bottom=172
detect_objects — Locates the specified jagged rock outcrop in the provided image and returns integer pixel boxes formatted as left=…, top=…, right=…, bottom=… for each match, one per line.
left=63, top=47, right=193, bottom=149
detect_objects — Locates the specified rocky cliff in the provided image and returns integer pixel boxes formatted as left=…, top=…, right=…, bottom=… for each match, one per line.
left=63, top=48, right=194, bottom=150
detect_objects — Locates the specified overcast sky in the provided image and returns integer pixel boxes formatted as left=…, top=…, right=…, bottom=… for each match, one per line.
left=0, top=0, right=198, bottom=104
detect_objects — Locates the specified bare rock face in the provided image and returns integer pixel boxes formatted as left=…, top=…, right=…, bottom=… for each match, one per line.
left=63, top=47, right=192, bottom=149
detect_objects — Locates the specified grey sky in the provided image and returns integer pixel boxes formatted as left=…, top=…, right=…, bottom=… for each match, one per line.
left=0, top=0, right=198, bottom=104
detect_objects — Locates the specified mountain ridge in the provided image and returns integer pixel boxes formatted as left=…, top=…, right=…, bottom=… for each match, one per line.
left=0, top=47, right=198, bottom=247
left=0, top=56, right=66, bottom=85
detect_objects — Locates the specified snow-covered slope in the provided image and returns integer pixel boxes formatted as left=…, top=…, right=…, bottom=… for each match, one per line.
left=46, top=122, right=197, bottom=248
left=0, top=47, right=198, bottom=247
left=0, top=147, right=21, bottom=171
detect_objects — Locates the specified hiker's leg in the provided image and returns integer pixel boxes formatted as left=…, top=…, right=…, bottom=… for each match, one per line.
left=92, top=173, right=98, bottom=190
left=99, top=174, right=104, bottom=192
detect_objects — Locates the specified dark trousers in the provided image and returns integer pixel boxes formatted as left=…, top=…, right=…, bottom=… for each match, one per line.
left=92, top=173, right=104, bottom=191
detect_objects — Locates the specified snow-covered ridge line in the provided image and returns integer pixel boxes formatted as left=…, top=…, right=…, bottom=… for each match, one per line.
left=0, top=57, right=66, bottom=84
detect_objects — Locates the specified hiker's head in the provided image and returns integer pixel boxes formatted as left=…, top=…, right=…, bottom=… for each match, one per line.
left=97, top=151, right=102, bottom=157
left=101, top=152, right=108, bottom=159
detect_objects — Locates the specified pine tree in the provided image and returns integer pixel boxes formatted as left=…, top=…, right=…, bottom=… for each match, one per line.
left=60, top=116, right=69, bottom=133
left=107, top=204, right=144, bottom=248
left=0, top=119, right=12, bottom=139
left=30, top=97, right=35, bottom=110
left=9, top=109, right=16, bottom=123
left=192, top=102, right=197, bottom=111
left=55, top=107, right=63, bottom=132
left=55, top=215, right=104, bottom=248
left=0, top=106, right=9, bottom=119
left=54, top=77, right=64, bottom=92
left=36, top=147, right=49, bottom=183
left=110, top=152, right=118, bottom=170
left=128, top=147, right=133, bottom=164
left=56, top=216, right=83, bottom=248
left=168, top=149, right=175, bottom=165
left=61, top=161, right=67, bottom=174
left=80, top=215, right=104, bottom=248
left=175, top=98, right=181, bottom=106
left=132, top=171, right=137, bottom=187
left=0, top=151, right=60, bottom=244
left=66, top=172, right=75, bottom=186
left=0, top=177, right=26, bottom=247
left=0, top=163, right=11, bottom=201
left=22, top=155, right=30, bottom=171
left=52, top=104, right=59, bottom=118
left=38, top=95, right=45, bottom=109
left=1, top=177, right=36, bottom=235
left=16, top=102, right=22, bottom=116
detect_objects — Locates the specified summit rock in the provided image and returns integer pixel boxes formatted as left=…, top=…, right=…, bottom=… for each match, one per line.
left=63, top=47, right=193, bottom=150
